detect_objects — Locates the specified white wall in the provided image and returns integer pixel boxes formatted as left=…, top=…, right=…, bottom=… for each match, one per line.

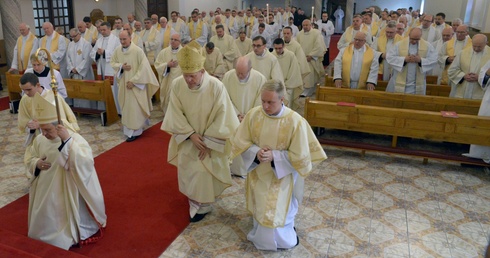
left=423, top=0, right=463, bottom=23
left=173, top=0, right=242, bottom=17
left=355, top=0, right=422, bottom=13
left=73, top=0, right=135, bottom=24
left=0, top=11, right=3, bottom=39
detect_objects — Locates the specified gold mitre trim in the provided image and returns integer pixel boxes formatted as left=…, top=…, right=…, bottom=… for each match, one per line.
left=177, top=40, right=205, bottom=73
left=32, top=92, right=58, bottom=124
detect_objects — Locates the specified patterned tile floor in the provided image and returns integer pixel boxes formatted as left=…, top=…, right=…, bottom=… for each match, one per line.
left=1, top=75, right=490, bottom=257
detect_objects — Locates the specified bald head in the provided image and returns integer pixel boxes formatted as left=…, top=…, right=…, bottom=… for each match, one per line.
left=77, top=21, right=87, bottom=33
left=472, top=34, right=488, bottom=53
left=455, top=24, right=468, bottom=41
left=442, top=27, right=454, bottom=42
left=302, top=19, right=312, bottom=32
left=235, top=56, right=252, bottom=81
left=123, top=23, right=133, bottom=35
left=119, top=30, right=131, bottom=47
left=409, top=28, right=422, bottom=45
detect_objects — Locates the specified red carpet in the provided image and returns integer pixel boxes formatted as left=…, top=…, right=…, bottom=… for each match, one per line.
left=0, top=122, right=189, bottom=257
left=329, top=34, right=341, bottom=63
left=0, top=97, right=9, bottom=111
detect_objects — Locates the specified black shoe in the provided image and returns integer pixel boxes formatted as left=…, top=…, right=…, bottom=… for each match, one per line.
left=126, top=136, right=139, bottom=142
left=299, top=95, right=306, bottom=98
left=190, top=213, right=208, bottom=223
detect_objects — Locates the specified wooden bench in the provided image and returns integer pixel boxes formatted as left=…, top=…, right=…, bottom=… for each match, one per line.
left=304, top=98, right=490, bottom=166
left=6, top=72, right=119, bottom=126
left=324, top=76, right=451, bottom=97
left=315, top=87, right=480, bottom=115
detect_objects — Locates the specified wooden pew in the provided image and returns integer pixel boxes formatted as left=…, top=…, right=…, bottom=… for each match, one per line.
left=304, top=98, right=490, bottom=165
left=6, top=72, right=119, bottom=126
left=315, top=87, right=480, bottom=115
left=324, top=75, right=451, bottom=97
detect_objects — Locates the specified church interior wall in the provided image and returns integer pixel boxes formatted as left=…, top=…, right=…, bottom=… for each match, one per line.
left=354, top=0, right=422, bottom=14
left=72, top=0, right=135, bottom=25
left=174, top=0, right=243, bottom=17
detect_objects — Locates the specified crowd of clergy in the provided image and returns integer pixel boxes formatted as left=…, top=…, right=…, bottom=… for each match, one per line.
left=8, top=2, right=490, bottom=252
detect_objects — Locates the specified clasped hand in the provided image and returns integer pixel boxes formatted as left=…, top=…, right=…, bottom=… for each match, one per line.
left=190, top=133, right=211, bottom=160
left=405, top=54, right=421, bottom=63
left=257, top=146, right=273, bottom=163
left=464, top=72, right=479, bottom=82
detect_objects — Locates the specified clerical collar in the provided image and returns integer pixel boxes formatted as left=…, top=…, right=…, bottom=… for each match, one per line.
left=266, top=104, right=285, bottom=117
left=34, top=67, right=50, bottom=77
left=122, top=45, right=130, bottom=52
left=322, top=20, right=329, bottom=23
left=256, top=50, right=266, bottom=57
left=238, top=72, right=251, bottom=84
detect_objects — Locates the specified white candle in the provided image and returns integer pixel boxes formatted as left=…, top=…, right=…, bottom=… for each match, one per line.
left=267, top=4, right=270, bottom=23
left=311, top=6, right=314, bottom=21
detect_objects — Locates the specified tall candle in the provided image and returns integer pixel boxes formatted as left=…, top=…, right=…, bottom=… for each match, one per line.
left=311, top=6, right=314, bottom=21
left=267, top=4, right=270, bottom=23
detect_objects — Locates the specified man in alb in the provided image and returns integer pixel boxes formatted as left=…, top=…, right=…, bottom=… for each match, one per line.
left=231, top=80, right=327, bottom=251
left=154, top=33, right=182, bottom=114
left=140, top=17, right=159, bottom=64
left=235, top=29, right=253, bottom=56
left=25, top=93, right=106, bottom=250
left=337, top=15, right=372, bottom=49
left=439, top=24, right=472, bottom=85
left=112, top=18, right=123, bottom=38
left=448, top=34, right=490, bottom=99
left=18, top=73, right=78, bottom=148
left=66, top=28, right=95, bottom=109
left=433, top=13, right=451, bottom=34
left=161, top=41, right=239, bottom=222
left=83, top=16, right=99, bottom=43
left=204, top=42, right=227, bottom=80
left=122, top=23, right=143, bottom=50
left=210, top=25, right=240, bottom=70
left=272, top=38, right=303, bottom=110
left=463, top=60, right=490, bottom=162
left=9, top=23, right=39, bottom=73
left=419, top=15, right=441, bottom=46
left=170, top=11, right=188, bottom=39
left=316, top=12, right=335, bottom=66
left=244, top=9, right=256, bottom=38
left=386, top=28, right=438, bottom=94
left=224, top=9, right=239, bottom=38
left=246, top=36, right=284, bottom=83
left=25, top=54, right=67, bottom=99
left=155, top=17, right=177, bottom=55
left=39, top=22, right=68, bottom=78
left=373, top=21, right=403, bottom=81
left=334, top=31, right=379, bottom=90
left=110, top=31, right=159, bottom=142
left=78, top=21, right=97, bottom=46
left=430, top=27, right=453, bottom=83
left=222, top=57, right=266, bottom=177
left=296, top=19, right=326, bottom=97
left=188, top=10, right=208, bottom=46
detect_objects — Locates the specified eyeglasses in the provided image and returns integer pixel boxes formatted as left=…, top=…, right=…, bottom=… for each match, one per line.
left=252, top=44, right=264, bottom=48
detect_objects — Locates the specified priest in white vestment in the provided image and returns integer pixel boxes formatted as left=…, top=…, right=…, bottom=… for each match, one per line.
left=296, top=20, right=326, bottom=97
left=463, top=60, right=490, bottom=162
left=25, top=93, right=106, bottom=250
left=110, top=31, right=159, bottom=142
left=334, top=32, right=379, bottom=90
left=316, top=12, right=335, bottom=66
left=235, top=30, right=253, bottom=56
left=373, top=22, right=403, bottom=81
left=231, top=80, right=327, bottom=251
left=246, top=36, right=284, bottom=84
left=438, top=25, right=472, bottom=85
left=222, top=56, right=267, bottom=177
left=386, top=28, right=438, bottom=94
left=18, top=73, right=78, bottom=150
left=448, top=34, right=490, bottom=99
left=9, top=23, right=39, bottom=73
left=39, top=22, right=68, bottom=78
left=210, top=25, right=240, bottom=70
left=419, top=15, right=441, bottom=46
left=188, top=10, right=209, bottom=46
left=90, top=21, right=121, bottom=111
left=337, top=15, right=373, bottom=50
left=204, top=42, right=227, bottom=80
left=430, top=27, right=453, bottom=82
left=161, top=41, right=239, bottom=222
left=272, top=38, right=303, bottom=110
left=66, top=28, right=95, bottom=109
left=154, top=34, right=182, bottom=114
left=25, top=55, right=67, bottom=99
left=140, top=18, right=160, bottom=64
left=283, top=27, right=311, bottom=79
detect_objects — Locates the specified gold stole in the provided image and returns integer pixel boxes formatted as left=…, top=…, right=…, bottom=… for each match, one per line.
left=188, top=21, right=203, bottom=40
left=40, top=33, right=60, bottom=69
left=370, top=23, right=379, bottom=37
left=344, top=25, right=368, bottom=43
left=377, top=34, right=402, bottom=74
left=146, top=28, right=158, bottom=61
left=227, top=16, right=235, bottom=29
left=161, top=25, right=172, bottom=48
left=245, top=16, right=254, bottom=36
left=395, top=38, right=428, bottom=94
left=441, top=38, right=472, bottom=84
left=17, top=33, right=36, bottom=71
left=83, top=30, right=93, bottom=42
left=342, top=44, right=375, bottom=89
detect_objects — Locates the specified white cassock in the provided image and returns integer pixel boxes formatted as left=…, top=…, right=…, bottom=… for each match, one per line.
left=41, top=33, right=69, bottom=78
left=154, top=45, right=182, bottom=113
left=67, top=38, right=95, bottom=109
left=11, top=32, right=39, bottom=71
left=316, top=20, right=335, bottom=49
left=334, top=8, right=344, bottom=33
left=430, top=39, right=445, bottom=78
left=463, top=60, right=490, bottom=162
left=24, top=67, right=67, bottom=99
left=245, top=50, right=284, bottom=84
left=333, top=45, right=380, bottom=89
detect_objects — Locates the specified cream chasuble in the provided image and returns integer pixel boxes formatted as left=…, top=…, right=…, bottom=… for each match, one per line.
left=296, top=29, right=326, bottom=89
left=439, top=37, right=472, bottom=85
left=448, top=46, right=490, bottom=99
left=246, top=51, right=284, bottom=84
left=273, top=49, right=303, bottom=110
left=161, top=72, right=239, bottom=203
left=231, top=106, right=327, bottom=227
left=284, top=39, right=311, bottom=78
left=204, top=47, right=227, bottom=79
left=235, top=37, right=253, bottom=56
left=111, top=43, right=159, bottom=130
left=26, top=132, right=106, bottom=250
left=210, top=34, right=240, bottom=70
left=154, top=45, right=182, bottom=113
